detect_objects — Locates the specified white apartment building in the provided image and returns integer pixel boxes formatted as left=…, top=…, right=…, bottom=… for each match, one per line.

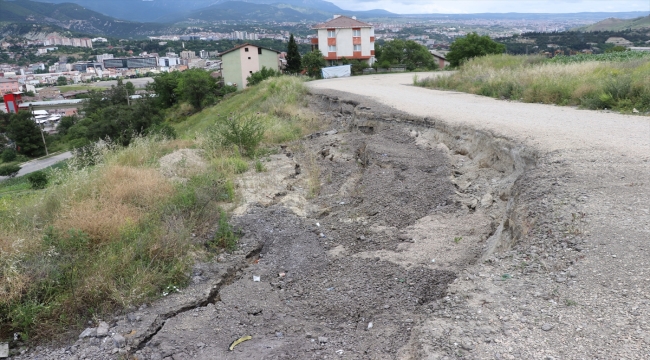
left=312, top=15, right=375, bottom=66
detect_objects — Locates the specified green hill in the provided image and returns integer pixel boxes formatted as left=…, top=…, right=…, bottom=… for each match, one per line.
left=0, top=0, right=168, bottom=38
left=577, top=15, right=650, bottom=31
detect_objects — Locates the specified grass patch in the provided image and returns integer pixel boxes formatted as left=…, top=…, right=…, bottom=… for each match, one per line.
left=55, top=85, right=108, bottom=92
left=416, top=53, right=650, bottom=113
left=176, top=76, right=319, bottom=145
left=1, top=75, right=320, bottom=344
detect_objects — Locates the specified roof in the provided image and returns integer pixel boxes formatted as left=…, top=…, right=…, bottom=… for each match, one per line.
left=219, top=43, right=281, bottom=57
left=312, top=15, right=373, bottom=29
left=430, top=50, right=447, bottom=60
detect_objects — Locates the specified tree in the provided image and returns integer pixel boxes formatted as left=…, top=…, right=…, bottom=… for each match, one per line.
left=302, top=50, right=326, bottom=78
left=56, top=76, right=68, bottom=86
left=175, top=69, right=218, bottom=110
left=377, top=40, right=437, bottom=70
left=286, top=34, right=302, bottom=74
left=148, top=71, right=181, bottom=108
left=446, top=32, right=506, bottom=67
left=6, top=112, right=45, bottom=157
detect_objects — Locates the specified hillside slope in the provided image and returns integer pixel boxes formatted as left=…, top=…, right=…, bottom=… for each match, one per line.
left=577, top=15, right=650, bottom=31
left=0, top=0, right=168, bottom=37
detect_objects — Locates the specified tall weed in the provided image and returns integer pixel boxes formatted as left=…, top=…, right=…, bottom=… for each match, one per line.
left=416, top=54, right=650, bottom=112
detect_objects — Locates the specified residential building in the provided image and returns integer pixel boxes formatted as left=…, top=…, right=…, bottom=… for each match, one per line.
left=221, top=43, right=281, bottom=90
left=312, top=15, right=375, bottom=66
left=430, top=50, right=449, bottom=68
left=180, top=51, right=197, bottom=60
left=0, top=78, right=20, bottom=95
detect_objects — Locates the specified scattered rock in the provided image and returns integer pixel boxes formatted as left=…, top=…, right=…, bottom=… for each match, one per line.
left=96, top=322, right=109, bottom=337
left=324, top=129, right=338, bottom=136
left=112, top=334, right=126, bottom=348
left=541, top=323, right=554, bottom=331
left=79, top=328, right=97, bottom=339
left=480, top=193, right=493, bottom=208
left=318, top=336, right=328, bottom=344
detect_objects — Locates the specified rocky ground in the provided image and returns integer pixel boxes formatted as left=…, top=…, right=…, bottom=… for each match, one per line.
left=9, top=73, right=650, bottom=359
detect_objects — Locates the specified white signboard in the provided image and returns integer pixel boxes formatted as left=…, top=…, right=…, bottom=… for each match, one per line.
left=322, top=65, right=351, bottom=79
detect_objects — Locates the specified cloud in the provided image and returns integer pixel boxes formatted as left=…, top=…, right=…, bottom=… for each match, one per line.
left=328, top=0, right=650, bottom=14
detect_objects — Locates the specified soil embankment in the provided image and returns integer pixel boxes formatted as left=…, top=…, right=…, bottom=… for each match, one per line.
left=12, top=73, right=650, bottom=359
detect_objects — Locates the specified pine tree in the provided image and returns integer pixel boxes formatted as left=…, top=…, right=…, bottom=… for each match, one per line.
left=286, top=34, right=302, bottom=74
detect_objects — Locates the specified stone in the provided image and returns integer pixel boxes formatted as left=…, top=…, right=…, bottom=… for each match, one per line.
left=112, top=334, right=126, bottom=348
left=324, top=129, right=338, bottom=136
left=556, top=276, right=567, bottom=283
left=481, top=193, right=493, bottom=208
left=318, top=336, right=328, bottom=344
left=276, top=332, right=284, bottom=338
left=0, top=343, right=8, bottom=358
left=79, top=328, right=97, bottom=339
left=96, top=322, right=110, bottom=337
left=541, top=323, right=554, bottom=331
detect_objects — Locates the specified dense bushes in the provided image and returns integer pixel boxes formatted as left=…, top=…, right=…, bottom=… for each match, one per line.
left=26, top=171, right=48, bottom=189
left=0, top=163, right=20, bottom=177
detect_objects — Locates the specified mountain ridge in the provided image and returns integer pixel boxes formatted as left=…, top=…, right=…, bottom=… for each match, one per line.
left=575, top=15, right=650, bottom=31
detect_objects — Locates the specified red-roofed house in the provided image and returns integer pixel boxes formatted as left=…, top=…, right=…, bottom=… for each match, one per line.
left=312, top=15, right=375, bottom=66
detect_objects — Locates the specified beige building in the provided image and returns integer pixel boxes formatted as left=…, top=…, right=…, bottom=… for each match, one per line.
left=312, top=15, right=375, bottom=66
left=221, top=43, right=281, bottom=90
left=0, top=78, right=20, bottom=95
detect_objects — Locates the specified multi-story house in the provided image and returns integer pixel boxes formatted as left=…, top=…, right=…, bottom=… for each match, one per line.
left=312, top=15, right=375, bottom=66
left=0, top=78, right=20, bottom=95
left=221, top=43, right=281, bottom=90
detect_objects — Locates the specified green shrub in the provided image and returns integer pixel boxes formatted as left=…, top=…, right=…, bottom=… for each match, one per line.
left=27, top=171, right=48, bottom=189
left=0, top=163, right=21, bottom=177
left=246, top=66, right=281, bottom=86
left=147, top=122, right=178, bottom=139
left=1, top=148, right=17, bottom=163
left=209, top=210, right=238, bottom=251
left=218, top=116, right=265, bottom=157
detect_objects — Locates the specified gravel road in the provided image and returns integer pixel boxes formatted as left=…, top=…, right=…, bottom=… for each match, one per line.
left=309, top=72, right=650, bottom=359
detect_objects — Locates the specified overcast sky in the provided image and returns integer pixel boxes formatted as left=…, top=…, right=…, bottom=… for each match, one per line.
left=328, top=0, right=650, bottom=14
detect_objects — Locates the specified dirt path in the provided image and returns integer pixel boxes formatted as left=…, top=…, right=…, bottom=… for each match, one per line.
left=11, top=74, right=650, bottom=360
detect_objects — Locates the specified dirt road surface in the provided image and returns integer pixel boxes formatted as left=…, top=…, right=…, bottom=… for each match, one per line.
left=11, top=73, right=650, bottom=360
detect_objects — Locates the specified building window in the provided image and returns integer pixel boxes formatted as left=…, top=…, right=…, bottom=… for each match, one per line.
left=248, top=57, right=251, bottom=59
left=245, top=47, right=249, bottom=52
left=327, top=30, right=336, bottom=38
left=250, top=71, right=253, bottom=74
left=328, top=45, right=336, bottom=52
left=353, top=29, right=361, bottom=37
left=353, top=44, right=361, bottom=51
left=258, top=48, right=262, bottom=54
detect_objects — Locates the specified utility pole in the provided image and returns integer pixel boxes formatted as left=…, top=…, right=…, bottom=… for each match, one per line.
left=31, top=104, right=49, bottom=156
